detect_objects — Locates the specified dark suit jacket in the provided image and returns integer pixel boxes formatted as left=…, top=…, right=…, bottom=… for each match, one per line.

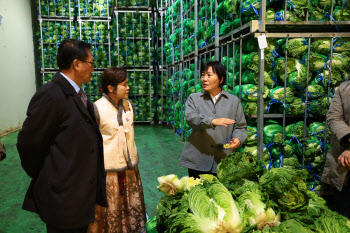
left=17, top=72, right=107, bottom=229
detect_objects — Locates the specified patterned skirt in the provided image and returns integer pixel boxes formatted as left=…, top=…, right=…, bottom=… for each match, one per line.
left=88, top=167, right=147, bottom=233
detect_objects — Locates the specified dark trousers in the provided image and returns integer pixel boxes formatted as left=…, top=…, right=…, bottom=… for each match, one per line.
left=324, top=176, right=350, bottom=218
left=188, top=168, right=217, bottom=179
left=46, top=224, right=88, bottom=233
left=332, top=184, right=350, bottom=218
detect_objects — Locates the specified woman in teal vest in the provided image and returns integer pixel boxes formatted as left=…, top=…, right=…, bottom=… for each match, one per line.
left=88, top=67, right=146, bottom=233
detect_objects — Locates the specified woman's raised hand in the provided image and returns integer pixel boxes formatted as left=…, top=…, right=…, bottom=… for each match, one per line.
left=211, top=118, right=235, bottom=127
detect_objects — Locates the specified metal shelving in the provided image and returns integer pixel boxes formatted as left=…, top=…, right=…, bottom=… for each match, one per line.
left=112, top=5, right=158, bottom=123
left=35, top=0, right=162, bottom=124
left=35, top=0, right=115, bottom=88
left=161, top=0, right=350, bottom=190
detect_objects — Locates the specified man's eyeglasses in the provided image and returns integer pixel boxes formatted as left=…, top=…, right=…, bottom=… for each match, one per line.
left=79, top=59, right=94, bottom=66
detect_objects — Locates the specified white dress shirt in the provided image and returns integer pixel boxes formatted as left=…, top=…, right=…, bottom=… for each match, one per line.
left=210, top=92, right=221, bottom=105
left=60, top=72, right=81, bottom=93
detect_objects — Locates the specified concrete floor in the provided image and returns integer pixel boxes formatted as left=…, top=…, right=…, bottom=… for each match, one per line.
left=0, top=125, right=187, bottom=232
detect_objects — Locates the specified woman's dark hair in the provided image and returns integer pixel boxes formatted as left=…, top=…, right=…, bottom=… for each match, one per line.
left=57, top=39, right=92, bottom=70
left=201, top=61, right=226, bottom=87
left=99, top=67, right=127, bottom=95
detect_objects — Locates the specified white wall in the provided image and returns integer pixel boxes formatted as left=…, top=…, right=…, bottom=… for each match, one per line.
left=0, top=0, right=36, bottom=135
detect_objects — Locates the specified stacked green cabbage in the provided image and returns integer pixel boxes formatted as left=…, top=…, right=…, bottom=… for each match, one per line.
left=116, top=0, right=155, bottom=6
left=130, top=96, right=155, bottom=122
left=79, top=0, right=114, bottom=18
left=35, top=0, right=75, bottom=17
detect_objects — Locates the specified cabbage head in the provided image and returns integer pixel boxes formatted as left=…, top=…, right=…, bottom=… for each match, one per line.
left=259, top=167, right=309, bottom=211
left=285, top=121, right=304, bottom=139
left=217, top=152, right=265, bottom=191
left=243, top=146, right=270, bottom=161
left=270, top=86, right=295, bottom=103
left=303, top=52, right=327, bottom=72
left=327, top=53, right=350, bottom=71
left=236, top=180, right=281, bottom=230
left=307, top=84, right=326, bottom=99
left=235, top=84, right=270, bottom=102
left=283, top=156, right=300, bottom=168
left=315, top=209, right=350, bottom=232
left=284, top=98, right=306, bottom=116
left=311, top=38, right=331, bottom=55
left=168, top=179, right=244, bottom=233
left=242, top=101, right=269, bottom=116
left=285, top=38, right=308, bottom=58
left=263, top=124, right=283, bottom=144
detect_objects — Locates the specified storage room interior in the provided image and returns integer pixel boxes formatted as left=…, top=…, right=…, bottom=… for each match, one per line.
left=1, top=0, right=350, bottom=232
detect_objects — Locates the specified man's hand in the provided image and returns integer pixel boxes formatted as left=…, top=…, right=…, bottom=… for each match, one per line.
left=338, top=150, right=350, bottom=167
left=211, top=118, right=235, bottom=127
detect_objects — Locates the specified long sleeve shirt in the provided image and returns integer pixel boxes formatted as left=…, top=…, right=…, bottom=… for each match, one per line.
left=179, top=90, right=247, bottom=173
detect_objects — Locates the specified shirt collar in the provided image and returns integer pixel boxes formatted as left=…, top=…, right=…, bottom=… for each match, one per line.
left=210, top=92, right=221, bottom=99
left=202, top=89, right=230, bottom=98
left=60, top=72, right=81, bottom=93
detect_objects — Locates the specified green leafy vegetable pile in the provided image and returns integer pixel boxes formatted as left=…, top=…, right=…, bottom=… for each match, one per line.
left=152, top=152, right=350, bottom=232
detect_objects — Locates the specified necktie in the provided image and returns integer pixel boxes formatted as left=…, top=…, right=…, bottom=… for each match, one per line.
left=79, top=89, right=88, bottom=108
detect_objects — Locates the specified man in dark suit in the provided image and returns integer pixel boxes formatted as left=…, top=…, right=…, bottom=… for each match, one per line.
left=17, top=39, right=107, bottom=233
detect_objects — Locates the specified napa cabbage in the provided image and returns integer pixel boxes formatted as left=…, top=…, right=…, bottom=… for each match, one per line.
left=285, top=121, right=304, bottom=139
left=259, top=167, right=309, bottom=211
left=270, top=86, right=295, bottom=103
left=217, top=152, right=265, bottom=191
left=168, top=178, right=244, bottom=233
left=284, top=98, right=306, bottom=115
left=263, top=123, right=283, bottom=144
left=243, top=146, right=270, bottom=161
left=284, top=38, right=308, bottom=58
left=236, top=180, right=281, bottom=230
left=283, top=156, right=300, bottom=168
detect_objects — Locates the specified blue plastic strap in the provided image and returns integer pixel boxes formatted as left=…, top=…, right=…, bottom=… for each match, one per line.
left=272, top=49, right=281, bottom=58
left=311, top=129, right=325, bottom=137
left=308, top=91, right=325, bottom=99
left=265, top=142, right=282, bottom=169
left=333, top=41, right=346, bottom=50
left=266, top=99, right=286, bottom=113
left=290, top=78, right=304, bottom=90
left=241, top=2, right=260, bottom=23
left=325, top=14, right=340, bottom=32
left=200, top=40, right=207, bottom=48
left=291, top=136, right=303, bottom=149
left=287, top=1, right=296, bottom=9
left=266, top=142, right=282, bottom=149
left=320, top=141, right=329, bottom=151
left=275, top=11, right=284, bottom=21
left=268, top=160, right=273, bottom=169
left=301, top=37, right=308, bottom=45
left=243, top=90, right=258, bottom=98
left=279, top=153, right=283, bottom=167
left=176, top=128, right=182, bottom=136
left=307, top=163, right=313, bottom=172
left=316, top=70, right=325, bottom=82
left=247, top=130, right=258, bottom=138
left=271, top=71, right=280, bottom=86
